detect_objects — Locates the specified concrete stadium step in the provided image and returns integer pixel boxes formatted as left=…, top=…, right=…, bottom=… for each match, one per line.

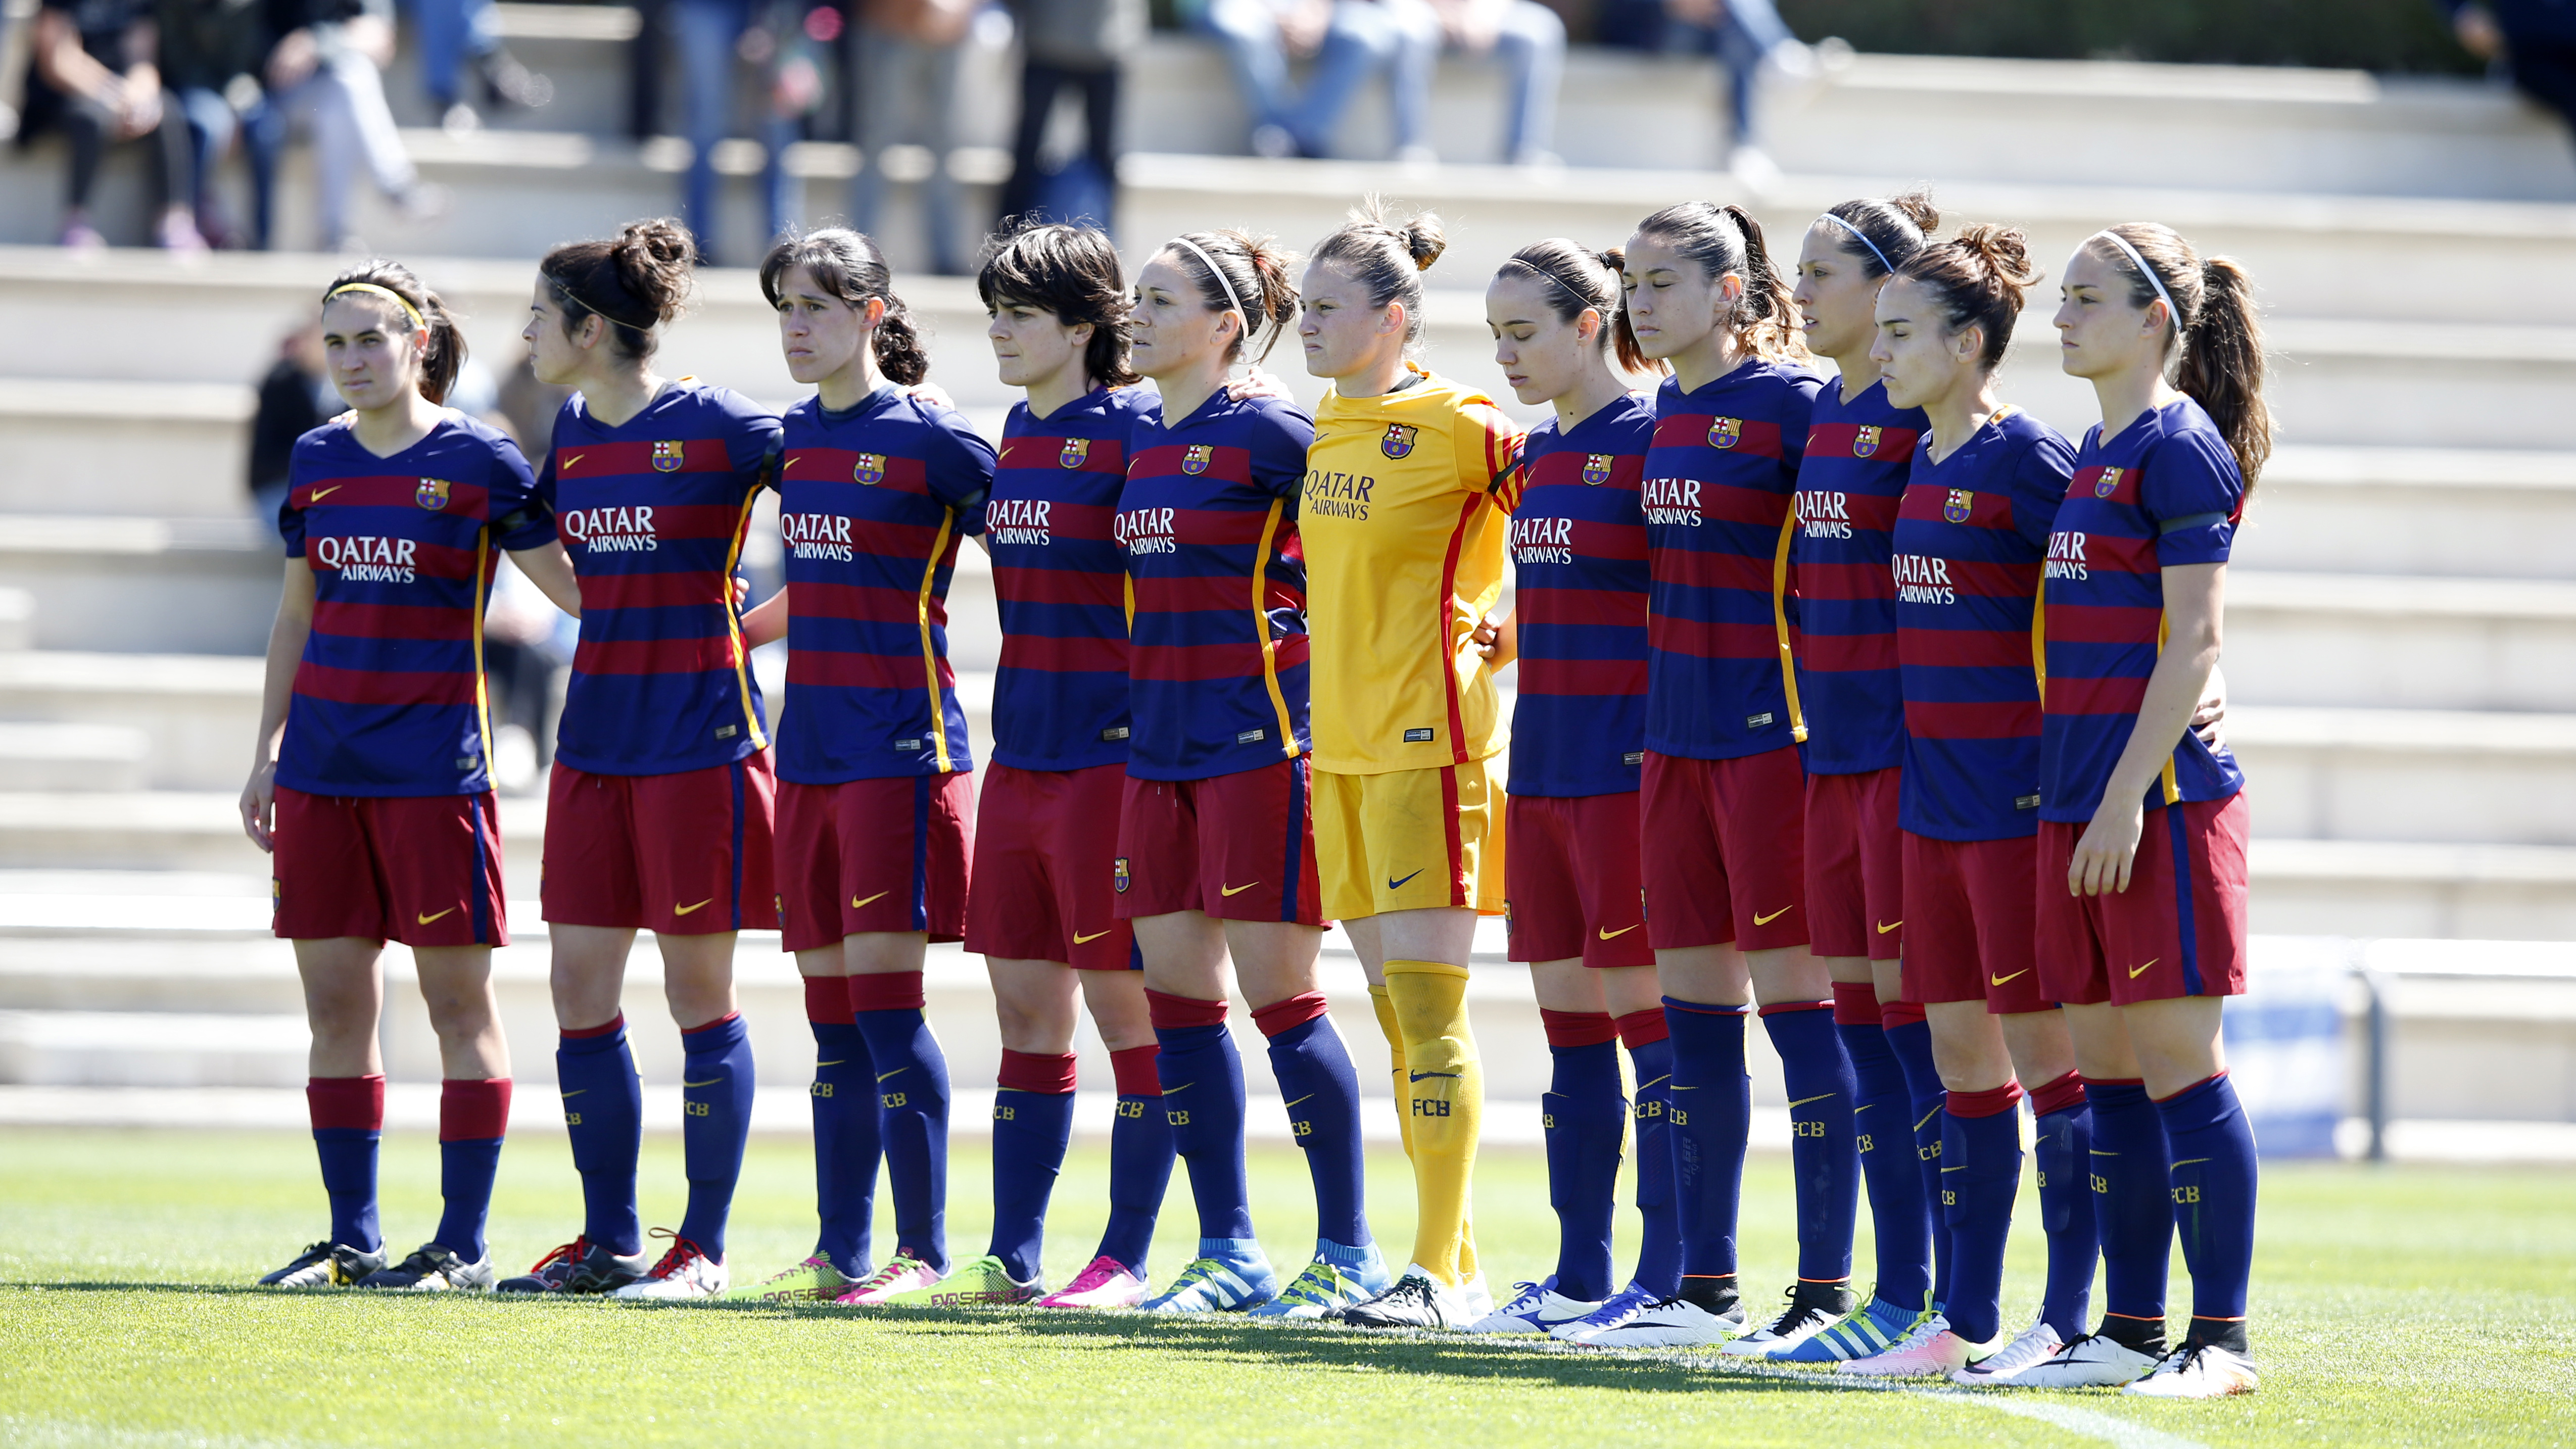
left=0, top=518, right=281, bottom=655
left=2237, top=448, right=2576, bottom=581
left=0, top=378, right=255, bottom=518
left=0, top=723, right=150, bottom=793
left=2229, top=705, right=2576, bottom=849
left=2251, top=839, right=2576, bottom=941
left=2226, top=572, right=2576, bottom=713
left=0, top=653, right=265, bottom=791
left=0, top=591, right=33, bottom=653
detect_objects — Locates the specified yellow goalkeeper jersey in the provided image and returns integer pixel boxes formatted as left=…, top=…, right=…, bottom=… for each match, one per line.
left=1301, top=364, right=1525, bottom=776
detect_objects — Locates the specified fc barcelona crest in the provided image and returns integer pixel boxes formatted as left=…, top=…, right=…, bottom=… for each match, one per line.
left=651, top=440, right=686, bottom=473
left=1060, top=438, right=1090, bottom=469
left=853, top=453, right=887, bottom=486
left=1853, top=425, right=1882, bottom=459
left=1380, top=423, right=1418, bottom=460
left=1942, top=488, right=1974, bottom=524
left=415, top=478, right=451, bottom=510
left=2092, top=466, right=2124, bottom=499
left=1113, top=857, right=1131, bottom=893
left=1707, top=416, right=1744, bottom=450
left=1182, top=445, right=1214, bottom=476
left=1582, top=453, right=1614, bottom=486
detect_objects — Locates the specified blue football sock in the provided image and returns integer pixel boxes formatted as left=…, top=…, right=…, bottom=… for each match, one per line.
left=307, top=1075, right=383, bottom=1253
left=989, top=1051, right=1077, bottom=1283
left=853, top=978, right=951, bottom=1274
left=1763, top=1002, right=1859, bottom=1285
left=1837, top=1007, right=1932, bottom=1310
left=1098, top=1044, right=1173, bottom=1273
left=2158, top=1072, right=2258, bottom=1345
left=1943, top=1085, right=2025, bottom=1344
left=2084, top=1077, right=2173, bottom=1336
left=2035, top=1097, right=2099, bottom=1341
left=676, top=1012, right=755, bottom=1261
left=1664, top=997, right=1751, bottom=1285
left=1538, top=1012, right=1623, bottom=1302
left=1151, top=992, right=1256, bottom=1244
left=1257, top=996, right=1370, bottom=1249
left=1884, top=1013, right=1949, bottom=1309
left=557, top=1018, right=643, bottom=1256
left=1618, top=1013, right=1682, bottom=1297
left=808, top=1000, right=880, bottom=1279
left=433, top=1078, right=509, bottom=1262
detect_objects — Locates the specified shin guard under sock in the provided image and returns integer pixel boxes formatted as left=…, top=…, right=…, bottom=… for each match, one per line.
left=805, top=976, right=879, bottom=1277
left=1149, top=990, right=1255, bottom=1244
left=2157, top=1072, right=2258, bottom=1352
left=434, top=1077, right=509, bottom=1261
left=557, top=1015, right=643, bottom=1255
left=1616, top=1008, right=1682, bottom=1297
left=1539, top=1008, right=1623, bottom=1302
left=990, top=1050, right=1077, bottom=1283
left=1882, top=1003, right=1949, bottom=1309
left=1663, top=997, right=1751, bottom=1286
left=1835, top=984, right=1931, bottom=1310
left=1368, top=985, right=1412, bottom=1161
left=1098, top=1044, right=1174, bottom=1273
left=676, top=1011, right=755, bottom=1261
left=2030, top=1071, right=2098, bottom=1341
left=1763, top=1000, right=1859, bottom=1286
left=1943, top=1081, right=2025, bottom=1344
left=1383, top=961, right=1482, bottom=1285
left=851, top=972, right=950, bottom=1273
left=308, top=1074, right=384, bottom=1253
left=1255, top=991, right=1370, bottom=1249
left=2084, top=1076, right=2173, bottom=1348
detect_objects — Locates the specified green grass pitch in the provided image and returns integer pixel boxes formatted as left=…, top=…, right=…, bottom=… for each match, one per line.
left=2, top=1127, right=2570, bottom=1447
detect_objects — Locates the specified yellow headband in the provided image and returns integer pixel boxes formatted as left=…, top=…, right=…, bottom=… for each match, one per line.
left=325, top=281, right=426, bottom=333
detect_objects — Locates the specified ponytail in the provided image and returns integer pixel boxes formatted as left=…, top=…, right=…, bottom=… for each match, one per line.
left=1632, top=201, right=1807, bottom=363
left=320, top=261, right=465, bottom=405
left=2091, top=224, right=2273, bottom=490
left=1889, top=222, right=2038, bottom=371
left=759, top=227, right=931, bottom=386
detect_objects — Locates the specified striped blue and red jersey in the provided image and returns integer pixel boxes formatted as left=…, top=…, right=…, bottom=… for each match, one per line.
left=1793, top=376, right=1924, bottom=776
left=1890, top=407, right=2075, bottom=840
left=776, top=387, right=996, bottom=784
left=1119, top=391, right=1313, bottom=782
left=987, top=386, right=1159, bottom=773
left=1642, top=361, right=1825, bottom=761
left=2040, top=397, right=2247, bottom=822
left=1506, top=392, right=1652, bottom=798
left=277, top=412, right=553, bottom=796
left=539, top=379, right=782, bottom=776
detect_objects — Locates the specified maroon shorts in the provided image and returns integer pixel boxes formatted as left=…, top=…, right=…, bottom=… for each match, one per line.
left=1115, top=757, right=1321, bottom=926
left=1899, top=831, right=2048, bottom=1014
left=967, top=761, right=1134, bottom=970
left=777, top=770, right=974, bottom=951
left=1640, top=746, right=1807, bottom=952
left=1504, top=791, right=1651, bottom=969
left=2037, top=793, right=2250, bottom=1006
left=1806, top=766, right=1904, bottom=961
left=272, top=787, right=506, bottom=947
left=542, top=754, right=776, bottom=936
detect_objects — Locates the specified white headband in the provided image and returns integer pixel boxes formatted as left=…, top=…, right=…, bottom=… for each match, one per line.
left=1168, top=235, right=1246, bottom=328
left=1816, top=213, right=1891, bottom=275
left=2090, top=228, right=2178, bottom=327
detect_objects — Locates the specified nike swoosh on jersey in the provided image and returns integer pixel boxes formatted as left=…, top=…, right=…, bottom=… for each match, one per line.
left=1598, top=924, right=1640, bottom=940
left=1787, top=1093, right=1838, bottom=1109
left=415, top=907, right=456, bottom=925
left=1753, top=905, right=1795, bottom=926
left=2127, top=958, right=2161, bottom=978
left=309, top=485, right=342, bottom=500
left=1991, top=969, right=2031, bottom=986
left=1388, top=868, right=1425, bottom=891
left=851, top=891, right=889, bottom=909
left=1877, top=919, right=1903, bottom=934
left=1072, top=928, right=1113, bottom=944
left=1407, top=1070, right=1459, bottom=1082
left=1219, top=881, right=1261, bottom=897
left=561, top=454, right=584, bottom=469
left=674, top=899, right=712, bottom=915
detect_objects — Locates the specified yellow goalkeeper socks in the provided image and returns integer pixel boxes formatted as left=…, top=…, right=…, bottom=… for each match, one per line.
left=1369, top=983, right=1413, bottom=1161
left=1382, top=959, right=1482, bottom=1287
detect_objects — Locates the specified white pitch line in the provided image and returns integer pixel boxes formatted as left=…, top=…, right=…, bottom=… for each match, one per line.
left=1620, top=1349, right=2214, bottom=1449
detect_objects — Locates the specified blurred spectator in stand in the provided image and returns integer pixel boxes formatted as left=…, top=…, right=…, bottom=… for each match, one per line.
left=244, top=0, right=439, bottom=249
left=1598, top=0, right=1817, bottom=187
left=675, top=0, right=825, bottom=262
left=403, top=0, right=550, bottom=134
left=1382, top=0, right=1563, bottom=165
left=1175, top=0, right=1385, bottom=159
left=2445, top=2, right=2576, bottom=146
left=155, top=0, right=268, bottom=246
left=27, top=0, right=204, bottom=248
left=628, top=0, right=665, bottom=138
left=995, top=0, right=1141, bottom=228
left=849, top=0, right=972, bottom=275
left=248, top=321, right=331, bottom=540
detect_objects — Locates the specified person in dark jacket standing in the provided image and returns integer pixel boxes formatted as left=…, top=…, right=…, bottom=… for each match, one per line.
left=994, top=0, right=1141, bottom=229
left=2445, top=0, right=2576, bottom=149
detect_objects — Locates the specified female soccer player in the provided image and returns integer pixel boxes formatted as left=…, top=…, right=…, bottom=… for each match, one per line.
left=1292, top=202, right=1523, bottom=1332
left=246, top=262, right=581, bottom=1292
left=718, top=228, right=998, bottom=1308
left=1762, top=191, right=1946, bottom=1363
left=1119, top=227, right=1389, bottom=1318
left=495, top=219, right=784, bottom=1300
left=1462, top=238, right=1673, bottom=1337
left=2012, top=224, right=2268, bottom=1398
left=1600, top=201, right=1845, bottom=1350
left=1835, top=224, right=2099, bottom=1381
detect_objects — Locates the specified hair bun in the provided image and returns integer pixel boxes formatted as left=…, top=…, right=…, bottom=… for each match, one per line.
left=1889, top=186, right=1940, bottom=236
left=1404, top=214, right=1447, bottom=272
